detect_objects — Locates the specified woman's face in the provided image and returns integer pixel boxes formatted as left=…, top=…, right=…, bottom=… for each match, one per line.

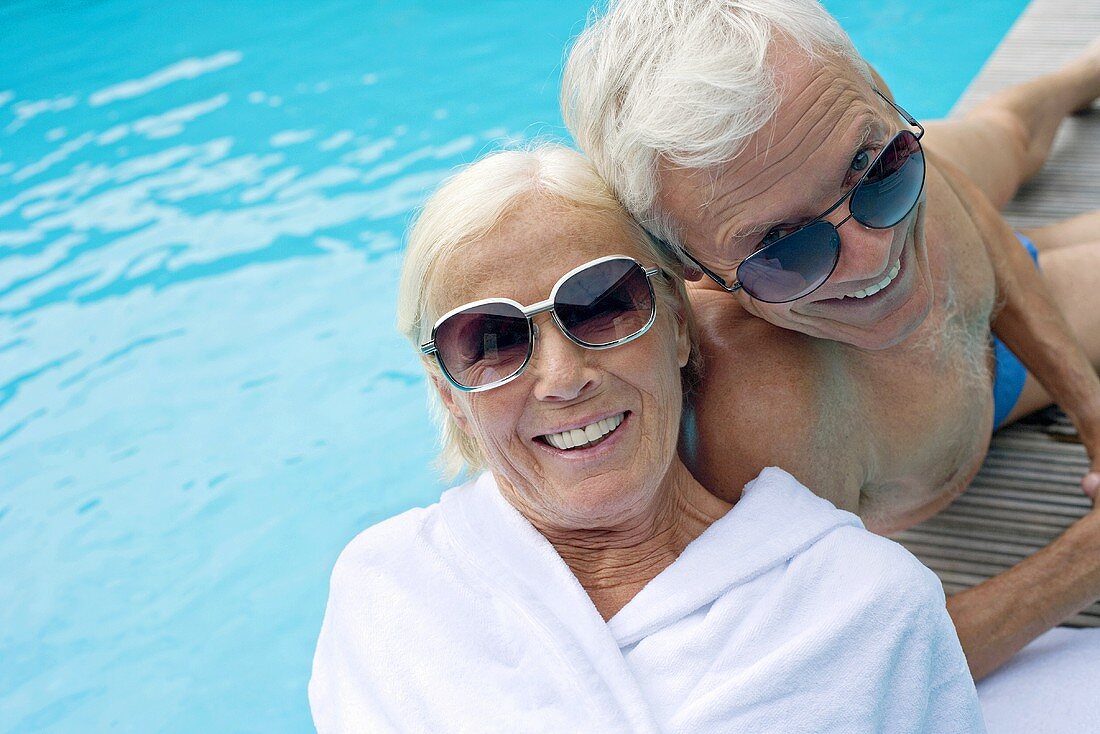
left=432, top=196, right=691, bottom=531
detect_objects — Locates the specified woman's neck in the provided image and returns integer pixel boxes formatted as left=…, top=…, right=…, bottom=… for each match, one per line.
left=535, top=466, right=732, bottom=621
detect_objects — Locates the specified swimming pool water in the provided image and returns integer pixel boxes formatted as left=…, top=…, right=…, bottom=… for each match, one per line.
left=0, top=0, right=1028, bottom=731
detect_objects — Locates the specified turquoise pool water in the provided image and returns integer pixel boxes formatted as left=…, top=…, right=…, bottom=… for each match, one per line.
left=0, top=1, right=1028, bottom=731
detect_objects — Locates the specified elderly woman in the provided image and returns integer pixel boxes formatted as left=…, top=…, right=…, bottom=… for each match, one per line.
left=308, top=146, right=983, bottom=732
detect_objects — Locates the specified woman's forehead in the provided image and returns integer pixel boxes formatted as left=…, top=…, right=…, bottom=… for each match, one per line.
left=433, top=199, right=645, bottom=307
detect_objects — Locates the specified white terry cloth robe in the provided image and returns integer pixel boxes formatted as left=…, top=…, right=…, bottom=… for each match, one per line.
left=310, top=467, right=985, bottom=733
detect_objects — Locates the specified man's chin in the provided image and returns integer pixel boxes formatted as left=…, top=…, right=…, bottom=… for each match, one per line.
left=763, top=281, right=932, bottom=349
left=830, top=318, right=925, bottom=351
left=784, top=234, right=933, bottom=348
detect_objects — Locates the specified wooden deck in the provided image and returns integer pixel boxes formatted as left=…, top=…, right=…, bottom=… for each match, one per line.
left=891, top=0, right=1100, bottom=627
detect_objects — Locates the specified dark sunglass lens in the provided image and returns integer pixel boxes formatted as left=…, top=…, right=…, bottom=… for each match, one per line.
left=555, top=259, right=654, bottom=346
left=851, top=131, right=925, bottom=228
left=737, top=221, right=841, bottom=303
left=433, top=302, right=530, bottom=388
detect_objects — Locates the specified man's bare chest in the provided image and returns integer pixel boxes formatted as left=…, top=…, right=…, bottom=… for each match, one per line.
left=849, top=262, right=998, bottom=531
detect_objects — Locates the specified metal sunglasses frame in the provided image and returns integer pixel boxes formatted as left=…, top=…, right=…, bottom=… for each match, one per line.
left=420, top=254, right=663, bottom=392
left=680, top=89, right=926, bottom=303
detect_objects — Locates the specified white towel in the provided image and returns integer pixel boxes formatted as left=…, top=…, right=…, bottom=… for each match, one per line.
left=310, top=467, right=985, bottom=733
left=977, top=627, right=1100, bottom=733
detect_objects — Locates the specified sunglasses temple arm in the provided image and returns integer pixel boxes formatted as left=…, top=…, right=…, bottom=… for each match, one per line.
left=681, top=248, right=743, bottom=294
left=874, top=88, right=924, bottom=138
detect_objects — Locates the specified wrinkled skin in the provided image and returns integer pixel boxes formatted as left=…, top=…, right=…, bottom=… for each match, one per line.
left=653, top=40, right=1100, bottom=679
left=431, top=194, right=729, bottom=619
left=658, top=48, right=998, bottom=530
left=432, top=199, right=689, bottom=529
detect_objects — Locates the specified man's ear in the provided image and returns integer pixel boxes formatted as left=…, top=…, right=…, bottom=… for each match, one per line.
left=432, top=375, right=472, bottom=434
left=682, top=263, right=704, bottom=282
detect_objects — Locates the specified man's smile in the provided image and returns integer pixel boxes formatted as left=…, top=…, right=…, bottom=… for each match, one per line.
left=837, top=257, right=901, bottom=299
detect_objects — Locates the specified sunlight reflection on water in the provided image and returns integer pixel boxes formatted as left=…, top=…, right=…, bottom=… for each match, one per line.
left=0, top=0, right=1026, bottom=730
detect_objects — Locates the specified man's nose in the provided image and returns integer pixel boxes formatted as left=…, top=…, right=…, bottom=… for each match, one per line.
left=827, top=213, right=895, bottom=285
left=528, top=317, right=597, bottom=402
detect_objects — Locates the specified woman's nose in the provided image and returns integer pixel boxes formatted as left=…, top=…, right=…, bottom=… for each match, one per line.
left=528, top=317, right=597, bottom=402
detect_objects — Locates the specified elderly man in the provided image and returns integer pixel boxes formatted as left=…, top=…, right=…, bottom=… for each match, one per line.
left=563, top=0, right=1100, bottom=679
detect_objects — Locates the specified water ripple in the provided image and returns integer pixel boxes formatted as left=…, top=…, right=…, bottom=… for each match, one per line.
left=2, top=161, right=452, bottom=315
left=0, top=407, right=46, bottom=444
left=0, top=352, right=79, bottom=409
left=0, top=1, right=601, bottom=729
left=89, top=51, right=243, bottom=107
left=57, top=329, right=185, bottom=389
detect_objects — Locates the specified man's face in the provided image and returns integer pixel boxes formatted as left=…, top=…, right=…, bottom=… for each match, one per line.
left=657, top=48, right=933, bottom=351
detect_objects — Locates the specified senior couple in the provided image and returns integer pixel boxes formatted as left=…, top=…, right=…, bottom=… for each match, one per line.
left=312, top=0, right=1100, bottom=730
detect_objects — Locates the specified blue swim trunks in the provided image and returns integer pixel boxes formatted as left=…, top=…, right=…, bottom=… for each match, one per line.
left=991, top=233, right=1040, bottom=429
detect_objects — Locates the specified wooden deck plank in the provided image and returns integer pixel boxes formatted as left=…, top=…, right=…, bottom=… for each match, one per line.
left=891, top=0, right=1100, bottom=627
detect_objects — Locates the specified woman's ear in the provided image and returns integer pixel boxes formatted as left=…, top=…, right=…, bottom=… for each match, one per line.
left=664, top=296, right=692, bottom=369
left=675, top=310, right=691, bottom=368
left=432, top=375, right=472, bottom=434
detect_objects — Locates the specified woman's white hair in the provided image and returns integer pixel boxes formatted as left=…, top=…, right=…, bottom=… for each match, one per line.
left=396, top=144, right=698, bottom=479
left=562, top=0, right=868, bottom=248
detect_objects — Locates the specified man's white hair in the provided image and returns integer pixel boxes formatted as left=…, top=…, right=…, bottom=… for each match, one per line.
left=397, top=144, right=697, bottom=479
left=562, top=0, right=868, bottom=248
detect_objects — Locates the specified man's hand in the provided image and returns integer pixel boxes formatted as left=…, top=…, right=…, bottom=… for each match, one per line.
left=949, top=507, right=1100, bottom=679
left=1072, top=412, right=1100, bottom=498
left=1053, top=365, right=1100, bottom=498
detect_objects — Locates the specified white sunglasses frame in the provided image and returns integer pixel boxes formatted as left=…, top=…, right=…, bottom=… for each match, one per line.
left=420, top=254, right=663, bottom=392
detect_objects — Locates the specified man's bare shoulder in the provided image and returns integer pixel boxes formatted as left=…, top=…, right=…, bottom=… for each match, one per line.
left=920, top=152, right=1000, bottom=311
left=924, top=148, right=1005, bottom=250
left=691, top=288, right=813, bottom=356
left=685, top=287, right=862, bottom=508
left=687, top=288, right=843, bottom=428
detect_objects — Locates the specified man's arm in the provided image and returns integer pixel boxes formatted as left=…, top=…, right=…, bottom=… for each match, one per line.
left=936, top=153, right=1100, bottom=495
left=931, top=155, right=1100, bottom=677
left=948, top=510, right=1100, bottom=680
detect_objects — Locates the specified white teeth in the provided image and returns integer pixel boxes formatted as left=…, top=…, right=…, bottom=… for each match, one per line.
left=843, top=259, right=901, bottom=299
left=542, top=413, right=625, bottom=451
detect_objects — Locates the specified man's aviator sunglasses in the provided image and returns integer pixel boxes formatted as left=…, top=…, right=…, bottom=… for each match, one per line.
left=680, top=90, right=926, bottom=304
left=421, top=255, right=663, bottom=392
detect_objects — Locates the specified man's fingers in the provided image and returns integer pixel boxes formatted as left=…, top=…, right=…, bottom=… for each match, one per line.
left=1082, top=471, right=1100, bottom=501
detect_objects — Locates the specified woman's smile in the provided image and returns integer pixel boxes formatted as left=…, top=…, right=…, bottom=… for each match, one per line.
left=536, top=410, right=628, bottom=451
left=532, top=410, right=634, bottom=464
